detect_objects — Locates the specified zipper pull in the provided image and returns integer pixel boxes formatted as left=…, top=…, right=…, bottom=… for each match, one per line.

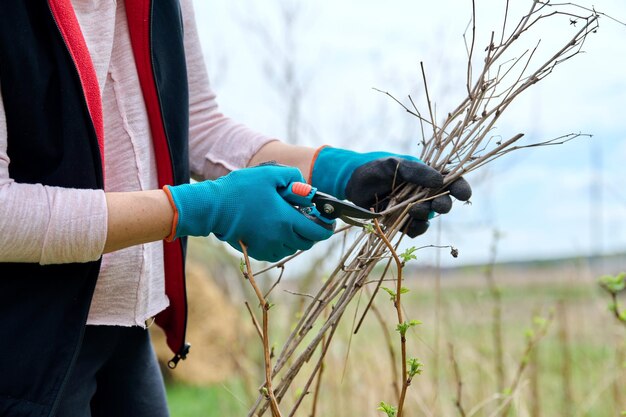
left=167, top=343, right=191, bottom=369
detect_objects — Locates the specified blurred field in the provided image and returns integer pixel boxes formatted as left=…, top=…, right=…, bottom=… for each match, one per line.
left=163, top=244, right=626, bottom=417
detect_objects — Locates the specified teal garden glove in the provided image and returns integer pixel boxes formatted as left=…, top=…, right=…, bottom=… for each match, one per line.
left=164, top=165, right=334, bottom=262
left=309, top=147, right=471, bottom=237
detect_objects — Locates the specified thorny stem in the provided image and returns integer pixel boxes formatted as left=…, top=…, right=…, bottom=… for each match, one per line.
left=372, top=88, right=435, bottom=129
left=354, top=244, right=398, bottom=334
left=290, top=316, right=340, bottom=417
left=244, top=301, right=263, bottom=340
left=420, top=62, right=438, bottom=144
left=373, top=219, right=410, bottom=417
left=308, top=309, right=329, bottom=417
left=465, top=0, right=477, bottom=97
left=371, top=300, right=401, bottom=402
left=240, top=242, right=283, bottom=417
left=263, top=266, right=285, bottom=299
left=500, top=0, right=510, bottom=46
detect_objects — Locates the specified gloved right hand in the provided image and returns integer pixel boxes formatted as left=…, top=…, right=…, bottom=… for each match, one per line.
left=163, top=165, right=334, bottom=262
left=310, top=147, right=472, bottom=237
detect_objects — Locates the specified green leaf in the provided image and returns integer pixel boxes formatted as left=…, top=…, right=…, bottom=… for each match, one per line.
left=396, top=323, right=408, bottom=336
left=399, top=246, right=418, bottom=264
left=381, top=287, right=396, bottom=301
left=407, top=358, right=424, bottom=378
left=381, top=287, right=410, bottom=302
left=599, top=273, right=626, bottom=293
left=363, top=223, right=376, bottom=234
left=377, top=401, right=397, bottom=417
left=396, top=320, right=422, bottom=337
left=239, top=259, right=246, bottom=273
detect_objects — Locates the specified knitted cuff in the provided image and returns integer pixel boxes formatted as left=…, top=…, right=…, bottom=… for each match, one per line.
left=162, top=185, right=179, bottom=242
left=307, top=145, right=330, bottom=184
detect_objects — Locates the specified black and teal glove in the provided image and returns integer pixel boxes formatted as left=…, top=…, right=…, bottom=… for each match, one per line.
left=310, top=147, right=471, bottom=237
left=164, top=165, right=334, bottom=262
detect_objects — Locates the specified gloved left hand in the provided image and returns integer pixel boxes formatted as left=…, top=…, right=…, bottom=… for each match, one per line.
left=164, top=165, right=334, bottom=262
left=309, top=146, right=471, bottom=237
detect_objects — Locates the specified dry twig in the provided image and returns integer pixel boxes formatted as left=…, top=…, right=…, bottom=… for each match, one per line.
left=374, top=219, right=410, bottom=417
left=240, top=241, right=283, bottom=417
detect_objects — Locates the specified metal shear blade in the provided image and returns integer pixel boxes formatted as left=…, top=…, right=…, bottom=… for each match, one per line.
left=310, top=190, right=381, bottom=226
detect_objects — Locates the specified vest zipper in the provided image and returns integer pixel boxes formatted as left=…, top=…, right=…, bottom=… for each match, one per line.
left=168, top=342, right=191, bottom=369
left=147, top=2, right=190, bottom=367
left=45, top=2, right=103, bottom=416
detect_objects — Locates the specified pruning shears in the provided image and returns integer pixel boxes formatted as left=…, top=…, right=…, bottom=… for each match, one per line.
left=280, top=182, right=381, bottom=230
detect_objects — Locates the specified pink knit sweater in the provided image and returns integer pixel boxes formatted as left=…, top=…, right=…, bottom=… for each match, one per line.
left=0, top=0, right=274, bottom=326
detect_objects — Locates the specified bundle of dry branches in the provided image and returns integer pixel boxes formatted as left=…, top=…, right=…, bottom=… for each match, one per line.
left=240, top=2, right=613, bottom=416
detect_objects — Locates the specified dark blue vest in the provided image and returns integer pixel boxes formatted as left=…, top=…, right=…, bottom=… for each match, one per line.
left=0, top=1, right=190, bottom=415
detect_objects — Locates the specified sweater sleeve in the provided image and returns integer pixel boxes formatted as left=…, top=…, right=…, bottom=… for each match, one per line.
left=180, top=0, right=278, bottom=180
left=0, top=83, right=108, bottom=265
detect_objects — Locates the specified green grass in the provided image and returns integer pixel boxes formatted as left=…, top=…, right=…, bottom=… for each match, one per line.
left=167, top=380, right=249, bottom=417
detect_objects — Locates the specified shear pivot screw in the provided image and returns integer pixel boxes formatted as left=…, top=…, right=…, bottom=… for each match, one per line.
left=322, top=204, right=334, bottom=214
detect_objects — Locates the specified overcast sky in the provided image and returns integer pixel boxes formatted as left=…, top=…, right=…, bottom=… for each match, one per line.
left=191, top=0, right=626, bottom=266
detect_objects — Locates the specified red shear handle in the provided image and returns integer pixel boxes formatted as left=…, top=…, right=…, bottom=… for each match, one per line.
left=291, top=182, right=313, bottom=197
left=279, top=182, right=316, bottom=207
left=278, top=182, right=335, bottom=231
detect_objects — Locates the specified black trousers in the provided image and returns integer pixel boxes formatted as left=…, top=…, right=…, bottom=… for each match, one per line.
left=55, top=326, right=169, bottom=417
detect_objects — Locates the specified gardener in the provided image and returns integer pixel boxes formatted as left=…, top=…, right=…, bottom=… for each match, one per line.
left=0, top=1, right=471, bottom=416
